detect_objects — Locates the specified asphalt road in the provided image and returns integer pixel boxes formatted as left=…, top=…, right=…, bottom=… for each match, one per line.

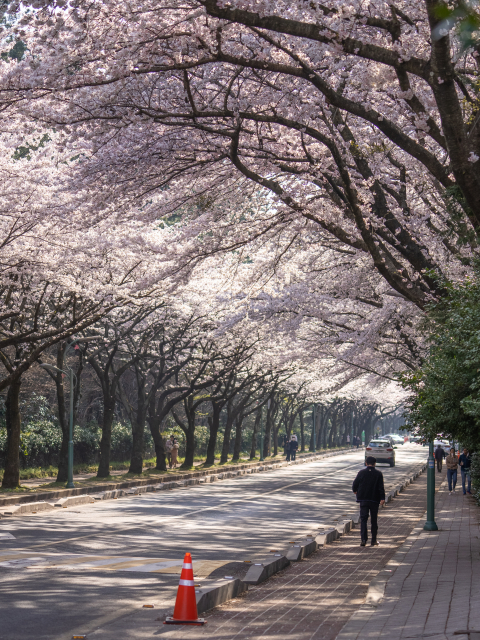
left=0, top=445, right=427, bottom=640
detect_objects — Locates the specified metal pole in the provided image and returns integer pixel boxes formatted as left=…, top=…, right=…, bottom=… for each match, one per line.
left=424, top=441, right=438, bottom=531
left=312, top=404, right=316, bottom=453
left=260, top=405, right=264, bottom=462
left=66, top=368, right=75, bottom=489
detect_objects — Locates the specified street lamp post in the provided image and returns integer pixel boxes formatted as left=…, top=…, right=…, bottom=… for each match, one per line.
left=424, top=441, right=438, bottom=531
left=312, top=404, right=316, bottom=453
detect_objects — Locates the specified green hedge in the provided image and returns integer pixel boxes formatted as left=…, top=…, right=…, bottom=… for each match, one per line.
left=0, top=394, right=154, bottom=468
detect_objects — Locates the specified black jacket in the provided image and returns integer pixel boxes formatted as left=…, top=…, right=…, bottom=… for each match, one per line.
left=352, top=466, right=385, bottom=503
left=434, top=447, right=446, bottom=460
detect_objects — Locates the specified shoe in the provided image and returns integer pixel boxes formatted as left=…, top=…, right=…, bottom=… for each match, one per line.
left=371, top=541, right=379, bottom=546
left=360, top=541, right=367, bottom=547
left=464, top=492, right=467, bottom=495
left=468, top=491, right=472, bottom=494
left=449, top=491, right=452, bottom=495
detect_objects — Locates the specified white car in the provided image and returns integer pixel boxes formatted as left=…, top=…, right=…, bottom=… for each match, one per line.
left=365, top=440, right=396, bottom=467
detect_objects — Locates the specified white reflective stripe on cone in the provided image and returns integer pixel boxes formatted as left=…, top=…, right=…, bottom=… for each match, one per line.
left=183, top=563, right=193, bottom=569
left=179, top=579, right=195, bottom=586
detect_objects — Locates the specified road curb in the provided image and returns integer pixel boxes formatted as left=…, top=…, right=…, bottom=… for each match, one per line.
left=244, top=554, right=290, bottom=585
left=196, top=577, right=248, bottom=614
left=194, top=459, right=428, bottom=615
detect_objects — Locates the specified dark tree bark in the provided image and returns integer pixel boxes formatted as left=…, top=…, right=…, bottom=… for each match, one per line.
left=55, top=342, right=68, bottom=482
left=205, top=400, right=223, bottom=466
left=250, top=407, right=261, bottom=459
left=1, top=378, right=22, bottom=489
left=220, top=399, right=235, bottom=464
left=232, top=413, right=244, bottom=461
left=98, top=396, right=116, bottom=477
left=129, top=388, right=147, bottom=475
left=172, top=395, right=202, bottom=469
left=299, top=409, right=305, bottom=452
left=147, top=395, right=167, bottom=472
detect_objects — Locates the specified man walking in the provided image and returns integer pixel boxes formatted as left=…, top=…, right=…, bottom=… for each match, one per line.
left=352, top=456, right=385, bottom=547
left=446, top=447, right=458, bottom=494
left=459, top=448, right=472, bottom=495
left=435, top=444, right=446, bottom=472
left=290, top=435, right=298, bottom=461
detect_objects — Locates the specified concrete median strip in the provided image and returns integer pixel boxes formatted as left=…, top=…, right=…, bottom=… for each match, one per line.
left=54, top=495, right=95, bottom=508
left=244, top=554, right=290, bottom=585
left=284, top=537, right=317, bottom=561
left=0, top=500, right=56, bottom=517
left=195, top=577, right=248, bottom=614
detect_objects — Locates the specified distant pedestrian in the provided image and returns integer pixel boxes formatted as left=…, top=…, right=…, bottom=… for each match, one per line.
left=285, top=439, right=291, bottom=462
left=446, top=448, right=458, bottom=494
left=355, top=436, right=360, bottom=449
left=434, top=444, right=446, bottom=472
left=352, top=456, right=385, bottom=547
left=171, top=438, right=179, bottom=469
left=347, top=434, right=351, bottom=447
left=290, top=435, right=298, bottom=461
left=459, top=448, right=472, bottom=495
left=165, top=435, right=175, bottom=468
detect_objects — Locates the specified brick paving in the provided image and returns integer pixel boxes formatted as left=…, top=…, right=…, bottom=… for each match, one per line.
left=160, top=466, right=445, bottom=640
left=337, top=478, right=480, bottom=640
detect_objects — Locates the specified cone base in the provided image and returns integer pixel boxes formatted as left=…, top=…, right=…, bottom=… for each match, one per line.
left=164, top=617, right=206, bottom=626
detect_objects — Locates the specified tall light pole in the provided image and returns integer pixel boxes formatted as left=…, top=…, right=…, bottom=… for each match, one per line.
left=40, top=363, right=76, bottom=488
left=40, top=336, right=101, bottom=489
left=312, top=403, right=316, bottom=453
left=424, top=441, right=438, bottom=531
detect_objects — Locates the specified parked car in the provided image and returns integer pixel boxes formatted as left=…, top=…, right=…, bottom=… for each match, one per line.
left=384, top=433, right=404, bottom=445
left=365, top=439, right=396, bottom=467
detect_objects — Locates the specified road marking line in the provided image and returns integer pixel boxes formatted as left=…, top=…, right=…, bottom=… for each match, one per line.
left=20, top=460, right=362, bottom=551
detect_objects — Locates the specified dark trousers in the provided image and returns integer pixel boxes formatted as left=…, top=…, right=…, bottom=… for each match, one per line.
left=286, top=451, right=291, bottom=461
left=291, top=450, right=296, bottom=460
left=360, top=502, right=379, bottom=543
left=436, top=458, right=442, bottom=472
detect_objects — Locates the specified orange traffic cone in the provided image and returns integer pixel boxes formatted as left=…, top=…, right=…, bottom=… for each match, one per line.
left=164, top=552, right=206, bottom=626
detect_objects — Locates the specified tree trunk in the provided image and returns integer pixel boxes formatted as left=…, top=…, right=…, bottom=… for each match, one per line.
left=220, top=409, right=234, bottom=464
left=129, top=393, right=146, bottom=475
left=250, top=408, right=261, bottom=459
left=273, top=420, right=279, bottom=456
left=97, top=395, right=115, bottom=478
left=323, top=413, right=329, bottom=449
left=205, top=401, right=222, bottom=466
left=263, top=406, right=273, bottom=458
left=181, top=419, right=196, bottom=469
left=308, top=408, right=315, bottom=451
left=55, top=344, right=69, bottom=483
left=2, top=379, right=22, bottom=489
left=147, top=410, right=167, bottom=472
left=316, top=406, right=323, bottom=449
left=299, top=410, right=305, bottom=452
left=232, top=413, right=243, bottom=461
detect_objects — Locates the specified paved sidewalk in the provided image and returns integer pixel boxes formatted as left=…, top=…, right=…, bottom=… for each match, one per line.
left=337, top=480, right=480, bottom=640
left=115, top=465, right=443, bottom=640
